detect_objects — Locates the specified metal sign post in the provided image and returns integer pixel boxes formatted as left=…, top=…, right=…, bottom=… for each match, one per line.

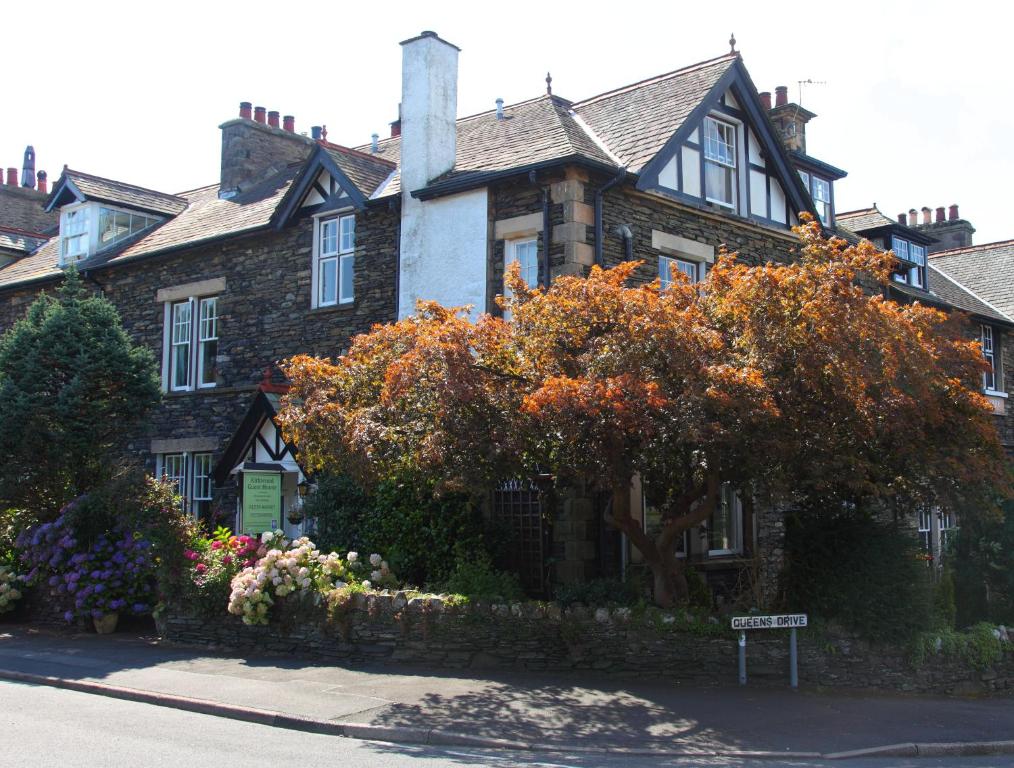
left=730, top=614, right=807, bottom=689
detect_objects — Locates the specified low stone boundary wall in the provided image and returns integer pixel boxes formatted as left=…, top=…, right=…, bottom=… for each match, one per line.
left=164, top=592, right=1014, bottom=696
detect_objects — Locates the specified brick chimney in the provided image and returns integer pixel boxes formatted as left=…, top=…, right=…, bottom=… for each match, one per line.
left=219, top=101, right=315, bottom=198
left=911, top=203, right=975, bottom=252
left=0, top=151, right=57, bottom=233
left=766, top=84, right=817, bottom=154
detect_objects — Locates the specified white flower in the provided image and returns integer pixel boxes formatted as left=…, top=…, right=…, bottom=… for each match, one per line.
left=361, top=581, right=372, bottom=590
left=371, top=570, right=382, bottom=582
left=261, top=531, right=273, bottom=543
left=370, top=554, right=382, bottom=567
left=347, top=552, right=358, bottom=563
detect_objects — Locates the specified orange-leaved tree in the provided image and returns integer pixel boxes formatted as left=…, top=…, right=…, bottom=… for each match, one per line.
left=278, top=220, right=1008, bottom=606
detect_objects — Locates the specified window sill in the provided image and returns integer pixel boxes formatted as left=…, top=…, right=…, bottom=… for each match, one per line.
left=984, top=389, right=1008, bottom=399
left=309, top=302, right=357, bottom=315
left=163, top=385, right=258, bottom=398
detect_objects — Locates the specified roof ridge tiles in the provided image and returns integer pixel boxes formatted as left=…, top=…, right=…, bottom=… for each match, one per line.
left=320, top=142, right=397, bottom=168
left=570, top=52, right=737, bottom=109
left=63, top=168, right=187, bottom=202
left=929, top=238, right=1014, bottom=258
left=0, top=224, right=50, bottom=238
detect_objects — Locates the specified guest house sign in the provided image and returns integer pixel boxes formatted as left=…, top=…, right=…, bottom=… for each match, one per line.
left=242, top=472, right=281, bottom=535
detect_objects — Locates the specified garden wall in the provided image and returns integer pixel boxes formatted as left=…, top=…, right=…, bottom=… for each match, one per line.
left=164, top=592, right=1014, bottom=696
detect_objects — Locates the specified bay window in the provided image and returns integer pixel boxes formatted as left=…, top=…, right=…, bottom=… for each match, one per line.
left=315, top=214, right=355, bottom=307
left=703, top=117, right=737, bottom=208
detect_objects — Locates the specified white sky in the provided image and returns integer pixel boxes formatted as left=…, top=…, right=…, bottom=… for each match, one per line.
left=4, top=0, right=1011, bottom=242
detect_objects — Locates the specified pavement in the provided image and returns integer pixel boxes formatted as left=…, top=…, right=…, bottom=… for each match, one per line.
left=0, top=623, right=1012, bottom=760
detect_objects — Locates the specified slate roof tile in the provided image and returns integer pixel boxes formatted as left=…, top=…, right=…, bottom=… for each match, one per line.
left=62, top=170, right=189, bottom=216
left=929, top=240, right=1014, bottom=321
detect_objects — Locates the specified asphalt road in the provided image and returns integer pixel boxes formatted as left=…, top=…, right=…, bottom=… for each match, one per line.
left=3, top=681, right=1014, bottom=768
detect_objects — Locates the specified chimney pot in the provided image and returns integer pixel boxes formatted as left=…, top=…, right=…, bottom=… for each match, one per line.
left=371, top=133, right=379, bottom=153
left=935, top=206, right=945, bottom=223
left=37, top=170, right=47, bottom=195
left=759, top=91, right=772, bottom=111
left=311, top=125, right=322, bottom=141
left=6, top=168, right=16, bottom=186
left=948, top=204, right=959, bottom=221
left=495, top=97, right=505, bottom=120
left=239, top=101, right=253, bottom=120
left=909, top=208, right=918, bottom=222
left=267, top=110, right=280, bottom=128
left=898, top=212, right=908, bottom=225
left=921, top=206, right=932, bottom=225
left=283, top=115, right=295, bottom=132
left=254, top=106, right=266, bottom=124
left=775, top=85, right=788, bottom=107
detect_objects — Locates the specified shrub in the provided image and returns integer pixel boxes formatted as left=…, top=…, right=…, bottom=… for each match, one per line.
left=305, top=474, right=489, bottom=586
left=0, top=566, right=23, bottom=614
left=911, top=622, right=1008, bottom=670
left=226, top=532, right=399, bottom=626
left=0, top=508, right=27, bottom=568
left=784, top=512, right=934, bottom=643
left=952, top=500, right=1014, bottom=626
left=181, top=532, right=260, bottom=616
left=435, top=556, right=524, bottom=602
left=554, top=577, right=646, bottom=607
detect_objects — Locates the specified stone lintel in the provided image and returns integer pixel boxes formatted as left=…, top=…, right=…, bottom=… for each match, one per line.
left=151, top=437, right=218, bottom=454
left=493, top=212, right=543, bottom=240
left=156, top=277, right=227, bottom=303
left=650, top=230, right=715, bottom=263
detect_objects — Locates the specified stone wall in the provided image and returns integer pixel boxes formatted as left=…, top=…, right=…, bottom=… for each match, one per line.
left=164, top=595, right=1014, bottom=696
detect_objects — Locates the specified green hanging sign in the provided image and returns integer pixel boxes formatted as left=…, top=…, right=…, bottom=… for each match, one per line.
left=242, top=472, right=281, bottom=535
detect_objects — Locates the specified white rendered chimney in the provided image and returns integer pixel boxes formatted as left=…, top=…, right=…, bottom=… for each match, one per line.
left=399, top=31, right=459, bottom=192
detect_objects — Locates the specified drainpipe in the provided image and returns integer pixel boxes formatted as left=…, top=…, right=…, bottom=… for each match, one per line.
left=614, top=224, right=633, bottom=261
left=594, top=167, right=627, bottom=266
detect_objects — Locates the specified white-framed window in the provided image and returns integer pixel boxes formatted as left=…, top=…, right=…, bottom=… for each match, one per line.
left=982, top=324, right=997, bottom=392
left=918, top=509, right=933, bottom=555
left=170, top=300, right=192, bottom=391
left=157, top=452, right=214, bottom=522
left=703, top=117, right=737, bottom=208
left=503, top=238, right=539, bottom=320
left=659, top=255, right=701, bottom=289
left=59, top=202, right=161, bottom=264
left=166, top=295, right=220, bottom=392
left=811, top=178, right=831, bottom=225
left=315, top=214, right=355, bottom=307
left=61, top=206, right=89, bottom=262
left=708, top=484, right=742, bottom=556
left=891, top=236, right=911, bottom=284
left=798, top=170, right=810, bottom=190
left=939, top=510, right=957, bottom=554
left=908, top=244, right=926, bottom=288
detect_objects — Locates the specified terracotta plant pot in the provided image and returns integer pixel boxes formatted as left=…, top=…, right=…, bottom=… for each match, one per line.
left=93, top=613, right=119, bottom=635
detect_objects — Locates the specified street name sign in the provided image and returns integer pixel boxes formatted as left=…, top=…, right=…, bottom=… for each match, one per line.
left=731, top=614, right=808, bottom=630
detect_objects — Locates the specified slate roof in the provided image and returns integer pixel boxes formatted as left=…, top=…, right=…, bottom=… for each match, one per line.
left=0, top=225, right=49, bottom=256
left=835, top=207, right=898, bottom=233
left=322, top=145, right=396, bottom=198
left=929, top=240, right=1014, bottom=321
left=887, top=267, right=1012, bottom=324
left=57, top=169, right=189, bottom=216
left=570, top=54, right=737, bottom=173
left=0, top=166, right=298, bottom=289
left=356, top=94, right=620, bottom=198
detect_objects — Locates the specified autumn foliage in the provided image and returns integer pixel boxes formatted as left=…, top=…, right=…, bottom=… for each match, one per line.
left=278, top=220, right=1008, bottom=606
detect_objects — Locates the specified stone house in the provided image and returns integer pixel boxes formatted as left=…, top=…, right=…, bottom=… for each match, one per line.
left=0, top=31, right=1005, bottom=600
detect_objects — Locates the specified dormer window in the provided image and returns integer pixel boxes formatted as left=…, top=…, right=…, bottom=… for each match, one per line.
left=812, top=178, right=831, bottom=225
left=890, top=236, right=926, bottom=289
left=59, top=202, right=161, bottom=264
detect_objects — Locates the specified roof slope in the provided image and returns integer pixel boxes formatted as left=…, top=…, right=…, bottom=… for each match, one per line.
left=356, top=94, right=621, bottom=197
left=929, top=240, right=1014, bottom=320
left=836, top=207, right=898, bottom=233
left=0, top=166, right=297, bottom=289
left=570, top=54, right=738, bottom=173
left=322, top=145, right=396, bottom=197
left=59, top=169, right=189, bottom=216
left=0, top=225, right=49, bottom=256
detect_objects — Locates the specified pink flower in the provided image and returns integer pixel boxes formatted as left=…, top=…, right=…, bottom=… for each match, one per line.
left=195, top=563, right=207, bottom=574
left=211, top=541, right=223, bottom=550
left=184, top=550, right=199, bottom=561
left=222, top=556, right=233, bottom=565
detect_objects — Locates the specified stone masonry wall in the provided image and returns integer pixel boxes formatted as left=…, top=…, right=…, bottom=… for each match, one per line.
left=0, top=205, right=400, bottom=502
left=164, top=595, right=1014, bottom=696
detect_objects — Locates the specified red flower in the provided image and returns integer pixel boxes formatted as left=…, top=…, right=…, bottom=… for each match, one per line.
left=195, top=563, right=207, bottom=574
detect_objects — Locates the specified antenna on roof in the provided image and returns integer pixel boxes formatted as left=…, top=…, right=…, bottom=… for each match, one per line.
left=797, top=79, right=827, bottom=105
left=546, top=72, right=553, bottom=96
left=729, top=33, right=737, bottom=54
